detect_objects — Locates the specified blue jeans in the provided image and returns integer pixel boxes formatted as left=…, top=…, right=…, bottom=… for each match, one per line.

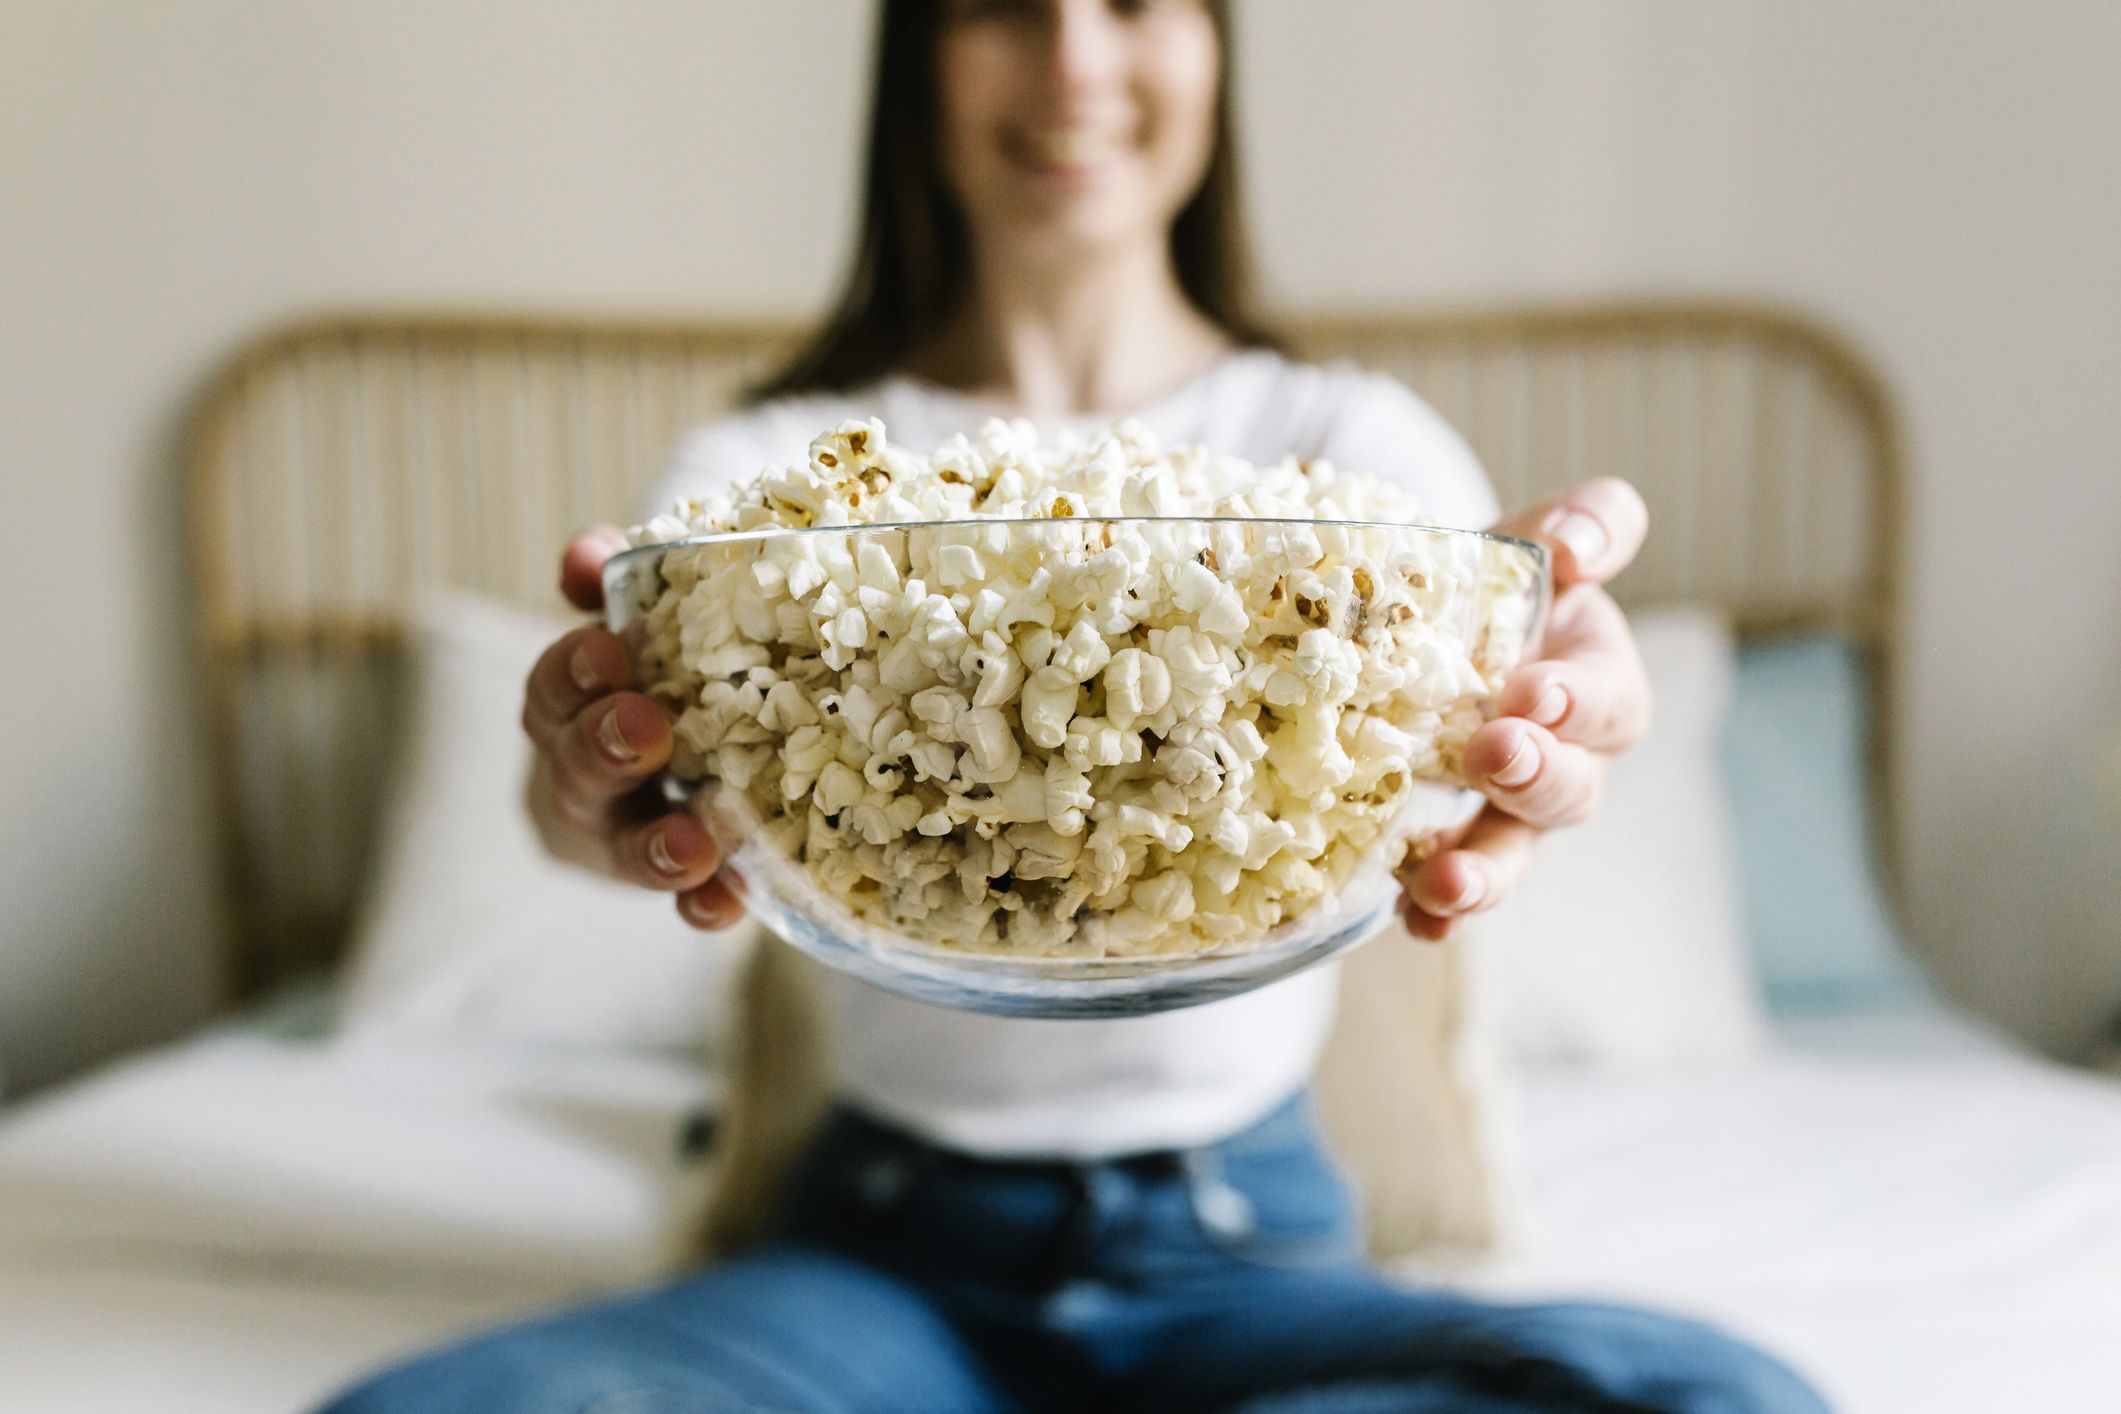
left=320, top=1093, right=1828, bottom=1413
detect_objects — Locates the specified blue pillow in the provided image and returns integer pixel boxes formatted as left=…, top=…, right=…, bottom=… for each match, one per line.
left=1720, top=634, right=1929, bottom=1014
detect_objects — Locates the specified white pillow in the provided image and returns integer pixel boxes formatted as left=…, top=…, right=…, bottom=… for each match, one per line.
left=1471, top=606, right=1769, bottom=1067
left=338, top=591, right=754, bottom=1057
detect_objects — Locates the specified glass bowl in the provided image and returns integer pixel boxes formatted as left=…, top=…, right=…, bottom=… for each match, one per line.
left=607, top=517, right=1546, bottom=1018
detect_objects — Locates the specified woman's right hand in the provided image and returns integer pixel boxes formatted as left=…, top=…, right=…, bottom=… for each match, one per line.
left=521, top=525, right=748, bottom=931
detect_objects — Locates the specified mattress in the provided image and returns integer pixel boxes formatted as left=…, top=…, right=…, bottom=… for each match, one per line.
left=0, top=1265, right=524, bottom=1414
left=0, top=1031, right=718, bottom=1414
left=1475, top=1002, right=2121, bottom=1414
left=3, top=1002, right=2117, bottom=1414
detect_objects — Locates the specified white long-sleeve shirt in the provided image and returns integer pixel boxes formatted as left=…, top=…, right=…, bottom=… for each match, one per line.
left=651, top=349, right=1498, bottom=1159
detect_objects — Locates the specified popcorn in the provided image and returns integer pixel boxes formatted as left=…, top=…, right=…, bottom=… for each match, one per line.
left=619, top=418, right=1539, bottom=960
left=1101, top=648, right=1172, bottom=731
left=1019, top=667, right=1079, bottom=750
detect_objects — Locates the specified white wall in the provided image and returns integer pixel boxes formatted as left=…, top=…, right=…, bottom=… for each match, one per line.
left=1239, top=1, right=2121, bottom=1051
left=0, top=0, right=868, bottom=1092
left=4, top=0, right=2117, bottom=1090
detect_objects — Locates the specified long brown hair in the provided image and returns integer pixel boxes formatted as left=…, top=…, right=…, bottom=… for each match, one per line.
left=753, top=0, right=1276, bottom=402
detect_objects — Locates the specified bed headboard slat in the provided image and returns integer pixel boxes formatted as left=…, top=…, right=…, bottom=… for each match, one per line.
left=186, top=305, right=1900, bottom=999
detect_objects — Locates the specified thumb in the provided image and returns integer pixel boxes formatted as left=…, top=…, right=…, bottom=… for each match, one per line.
left=1489, top=477, right=1647, bottom=588
left=560, top=524, right=631, bottom=612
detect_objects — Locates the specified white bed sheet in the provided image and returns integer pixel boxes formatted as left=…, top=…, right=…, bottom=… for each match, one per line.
left=0, top=1265, right=524, bottom=1414
left=0, top=1033, right=717, bottom=1414
left=1475, top=1003, right=2121, bottom=1414
left=6, top=1006, right=2119, bottom=1414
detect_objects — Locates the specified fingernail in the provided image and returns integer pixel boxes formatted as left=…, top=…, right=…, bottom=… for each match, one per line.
left=1449, top=871, right=1487, bottom=913
left=681, top=890, right=739, bottom=932
left=648, top=828, right=683, bottom=876
left=1543, top=510, right=1608, bottom=570
left=1530, top=684, right=1569, bottom=727
left=596, top=704, right=637, bottom=763
left=1490, top=736, right=1540, bottom=789
left=570, top=646, right=602, bottom=695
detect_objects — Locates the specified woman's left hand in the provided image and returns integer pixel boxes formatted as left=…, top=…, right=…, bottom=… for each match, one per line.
left=1395, top=478, right=1653, bottom=940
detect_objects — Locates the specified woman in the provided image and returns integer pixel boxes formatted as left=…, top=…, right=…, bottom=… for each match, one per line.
left=328, top=2, right=1826, bottom=1410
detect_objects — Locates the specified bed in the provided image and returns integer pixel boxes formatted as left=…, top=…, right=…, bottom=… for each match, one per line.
left=4, top=307, right=2115, bottom=1414
left=1489, top=1011, right=2121, bottom=1412
left=8, top=997, right=2114, bottom=1413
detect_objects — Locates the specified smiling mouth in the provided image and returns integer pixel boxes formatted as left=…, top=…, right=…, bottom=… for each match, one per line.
left=1015, top=128, right=1131, bottom=170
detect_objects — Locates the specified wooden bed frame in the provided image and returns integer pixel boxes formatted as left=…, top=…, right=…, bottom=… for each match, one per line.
left=183, top=304, right=1902, bottom=1000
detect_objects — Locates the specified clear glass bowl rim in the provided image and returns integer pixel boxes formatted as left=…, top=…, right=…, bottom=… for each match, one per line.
left=605, top=514, right=1547, bottom=592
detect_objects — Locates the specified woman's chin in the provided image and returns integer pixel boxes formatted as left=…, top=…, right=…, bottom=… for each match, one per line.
left=994, top=189, right=1164, bottom=262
